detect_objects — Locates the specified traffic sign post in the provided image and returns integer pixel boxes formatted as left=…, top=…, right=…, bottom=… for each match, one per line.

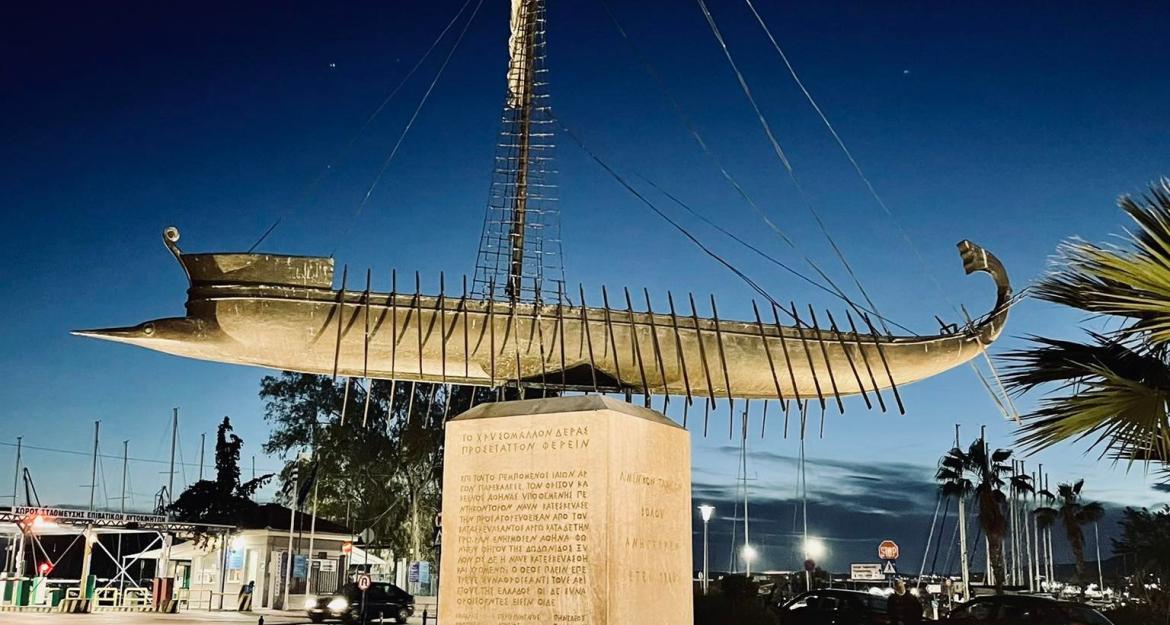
left=878, top=540, right=900, bottom=561
left=357, top=574, right=371, bottom=625
left=878, top=540, right=900, bottom=583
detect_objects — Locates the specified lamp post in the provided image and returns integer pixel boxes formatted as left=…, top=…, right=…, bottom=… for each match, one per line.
left=698, top=505, right=714, bottom=594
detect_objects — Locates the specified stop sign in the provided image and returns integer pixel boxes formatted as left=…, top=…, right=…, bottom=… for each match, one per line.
left=803, top=559, right=815, bottom=572
left=878, top=540, right=900, bottom=561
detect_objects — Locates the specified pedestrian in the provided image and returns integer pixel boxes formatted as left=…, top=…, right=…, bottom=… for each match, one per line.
left=887, top=580, right=923, bottom=625
left=238, top=580, right=255, bottom=611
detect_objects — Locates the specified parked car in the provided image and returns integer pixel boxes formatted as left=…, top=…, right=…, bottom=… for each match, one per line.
left=305, top=581, right=415, bottom=623
left=776, top=589, right=892, bottom=625
left=945, top=595, right=1113, bottom=624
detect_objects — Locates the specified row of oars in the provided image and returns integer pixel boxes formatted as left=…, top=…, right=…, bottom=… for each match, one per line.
left=323, top=268, right=908, bottom=438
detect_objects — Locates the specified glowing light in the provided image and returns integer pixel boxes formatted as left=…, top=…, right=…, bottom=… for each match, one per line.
left=304, top=597, right=318, bottom=609
left=742, top=544, right=757, bottom=562
left=327, top=597, right=349, bottom=611
left=803, top=537, right=826, bottom=560
left=698, top=505, right=714, bottom=522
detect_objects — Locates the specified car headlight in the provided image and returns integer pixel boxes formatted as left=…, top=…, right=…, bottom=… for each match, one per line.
left=304, top=597, right=318, bottom=609
left=327, top=597, right=349, bottom=611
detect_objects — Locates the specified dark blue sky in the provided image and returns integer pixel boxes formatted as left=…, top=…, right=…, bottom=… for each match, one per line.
left=3, top=1, right=1169, bottom=571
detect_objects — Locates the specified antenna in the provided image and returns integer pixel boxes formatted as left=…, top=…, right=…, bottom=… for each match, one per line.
left=473, top=0, right=562, bottom=303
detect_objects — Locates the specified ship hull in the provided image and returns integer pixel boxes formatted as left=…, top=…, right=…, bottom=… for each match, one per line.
left=76, top=232, right=1010, bottom=410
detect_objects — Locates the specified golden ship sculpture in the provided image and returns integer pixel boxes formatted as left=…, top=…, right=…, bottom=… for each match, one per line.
left=75, top=229, right=1009, bottom=413
left=74, top=0, right=1012, bottom=424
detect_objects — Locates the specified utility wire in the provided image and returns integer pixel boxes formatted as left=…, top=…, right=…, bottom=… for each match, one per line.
left=559, top=121, right=795, bottom=319
left=639, top=176, right=918, bottom=335
left=0, top=440, right=282, bottom=474
left=694, top=0, right=891, bottom=334
left=598, top=0, right=891, bottom=333
left=742, top=0, right=1021, bottom=418
left=248, top=0, right=478, bottom=253
left=333, top=0, right=486, bottom=256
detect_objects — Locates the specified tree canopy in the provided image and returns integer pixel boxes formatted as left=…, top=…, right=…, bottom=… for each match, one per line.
left=167, top=416, right=273, bottom=532
left=259, top=372, right=499, bottom=561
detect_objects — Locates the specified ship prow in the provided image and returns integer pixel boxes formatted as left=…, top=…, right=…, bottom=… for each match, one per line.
left=75, top=227, right=1011, bottom=412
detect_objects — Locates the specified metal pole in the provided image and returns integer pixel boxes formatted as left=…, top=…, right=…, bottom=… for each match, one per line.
left=9, top=436, right=21, bottom=573
left=956, top=425, right=970, bottom=601
left=117, top=440, right=128, bottom=596
left=11, top=437, right=21, bottom=507
left=1033, top=469, right=1041, bottom=590
left=284, top=469, right=298, bottom=610
left=1009, top=460, right=1017, bottom=586
left=89, top=420, right=100, bottom=512
left=307, top=478, right=320, bottom=594
left=168, top=408, right=178, bottom=507
left=1094, top=522, right=1104, bottom=593
left=702, top=518, right=710, bottom=595
left=742, top=410, right=750, bottom=577
left=1045, top=474, right=1055, bottom=585
left=161, top=408, right=178, bottom=584
left=198, top=433, right=205, bottom=482
left=1022, top=461, right=1034, bottom=592
left=801, top=435, right=810, bottom=591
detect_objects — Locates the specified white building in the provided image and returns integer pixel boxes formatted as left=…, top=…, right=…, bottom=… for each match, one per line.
left=127, top=504, right=390, bottom=610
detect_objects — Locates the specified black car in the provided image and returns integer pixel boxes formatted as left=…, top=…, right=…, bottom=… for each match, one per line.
left=777, top=589, right=892, bottom=625
left=305, top=582, right=415, bottom=623
left=945, top=595, right=1113, bottom=624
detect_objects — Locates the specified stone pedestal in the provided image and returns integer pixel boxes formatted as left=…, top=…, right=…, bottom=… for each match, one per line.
left=438, top=396, right=692, bottom=625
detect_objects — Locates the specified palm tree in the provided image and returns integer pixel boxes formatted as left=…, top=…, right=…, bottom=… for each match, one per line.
left=936, top=436, right=1025, bottom=592
left=1033, top=479, right=1105, bottom=581
left=1001, top=179, right=1170, bottom=469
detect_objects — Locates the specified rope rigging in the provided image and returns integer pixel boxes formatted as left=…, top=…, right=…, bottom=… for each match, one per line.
left=693, top=0, right=891, bottom=335
left=249, top=0, right=479, bottom=254
left=637, top=175, right=918, bottom=335
left=597, top=0, right=898, bottom=335
left=331, top=0, right=486, bottom=257
left=559, top=120, right=797, bottom=322
left=740, top=0, right=1021, bottom=419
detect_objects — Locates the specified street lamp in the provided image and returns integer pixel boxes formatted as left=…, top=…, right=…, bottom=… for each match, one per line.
left=742, top=544, right=757, bottom=576
left=803, top=537, right=826, bottom=560
left=698, top=505, right=715, bottom=594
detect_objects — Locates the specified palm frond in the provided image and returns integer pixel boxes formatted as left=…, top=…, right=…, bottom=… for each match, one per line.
left=1009, top=474, right=1035, bottom=493
left=1000, top=333, right=1170, bottom=395
left=1034, top=506, right=1058, bottom=528
left=1078, top=501, right=1106, bottom=524
left=1031, top=179, right=1170, bottom=346
left=991, top=448, right=1012, bottom=463
left=1015, top=360, right=1170, bottom=462
left=935, top=467, right=963, bottom=482
left=940, top=479, right=973, bottom=499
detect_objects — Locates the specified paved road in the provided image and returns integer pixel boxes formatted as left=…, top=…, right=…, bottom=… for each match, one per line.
left=0, top=611, right=431, bottom=625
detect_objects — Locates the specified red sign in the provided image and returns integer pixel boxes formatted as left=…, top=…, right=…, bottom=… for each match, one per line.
left=341, top=541, right=353, bottom=554
left=878, top=540, right=900, bottom=561
left=803, top=559, right=816, bottom=572
left=357, top=574, right=372, bottom=591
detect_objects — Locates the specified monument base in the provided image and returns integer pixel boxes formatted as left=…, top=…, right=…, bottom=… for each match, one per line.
left=438, top=396, right=692, bottom=625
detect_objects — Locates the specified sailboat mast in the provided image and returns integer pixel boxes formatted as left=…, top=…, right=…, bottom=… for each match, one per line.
left=506, top=0, right=540, bottom=301
left=473, top=0, right=561, bottom=303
